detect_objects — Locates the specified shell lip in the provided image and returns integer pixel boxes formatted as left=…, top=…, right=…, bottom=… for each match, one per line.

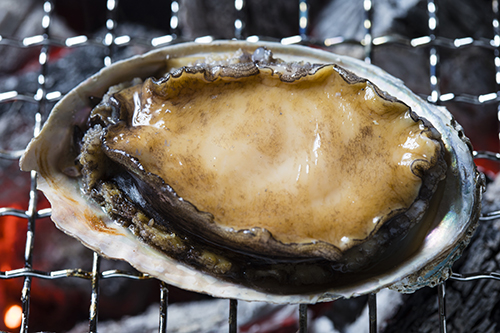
left=92, top=51, right=447, bottom=283
left=19, top=40, right=482, bottom=303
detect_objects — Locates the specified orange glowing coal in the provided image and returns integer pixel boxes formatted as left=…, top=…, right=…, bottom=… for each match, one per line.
left=4, top=304, right=22, bottom=329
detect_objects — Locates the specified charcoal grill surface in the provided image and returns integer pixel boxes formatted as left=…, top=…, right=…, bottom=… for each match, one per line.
left=1, top=1, right=500, bottom=332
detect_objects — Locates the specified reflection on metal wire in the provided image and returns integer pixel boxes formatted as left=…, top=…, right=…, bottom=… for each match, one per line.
left=299, top=0, right=309, bottom=38
left=446, top=268, right=500, bottom=333
left=171, top=1, right=180, bottom=36
left=3, top=36, right=500, bottom=108
left=159, top=282, right=168, bottom=333
left=234, top=0, right=245, bottom=39
left=1, top=1, right=500, bottom=333
left=363, top=0, right=373, bottom=63
left=0, top=267, right=151, bottom=281
left=89, top=253, right=100, bottom=333
left=451, top=272, right=500, bottom=281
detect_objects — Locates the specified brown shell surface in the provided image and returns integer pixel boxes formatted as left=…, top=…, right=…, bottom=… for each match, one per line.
left=19, top=41, right=483, bottom=303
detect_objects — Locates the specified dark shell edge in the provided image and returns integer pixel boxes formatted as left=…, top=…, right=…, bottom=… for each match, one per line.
left=75, top=47, right=450, bottom=293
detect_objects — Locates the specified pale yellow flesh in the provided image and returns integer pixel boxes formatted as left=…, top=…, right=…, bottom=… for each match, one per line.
left=107, top=66, right=440, bottom=250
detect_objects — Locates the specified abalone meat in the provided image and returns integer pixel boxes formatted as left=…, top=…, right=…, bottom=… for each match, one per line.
left=20, top=41, right=482, bottom=303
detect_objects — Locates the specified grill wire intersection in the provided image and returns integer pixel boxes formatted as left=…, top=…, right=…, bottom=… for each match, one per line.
left=1, top=0, right=500, bottom=332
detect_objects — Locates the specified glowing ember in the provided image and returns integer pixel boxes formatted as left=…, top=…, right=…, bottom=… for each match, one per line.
left=4, top=304, right=22, bottom=329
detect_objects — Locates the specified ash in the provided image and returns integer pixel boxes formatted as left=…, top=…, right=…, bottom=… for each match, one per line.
left=68, top=300, right=295, bottom=333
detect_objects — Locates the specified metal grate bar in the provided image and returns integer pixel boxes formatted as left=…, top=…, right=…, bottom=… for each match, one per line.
left=234, top=0, right=245, bottom=39
left=104, top=0, right=119, bottom=67
left=89, top=253, right=101, bottom=333
left=438, top=284, right=447, bottom=333
left=451, top=272, right=500, bottom=281
left=298, top=304, right=307, bottom=333
left=171, top=1, right=180, bottom=37
left=0, top=90, right=61, bottom=104
left=2, top=1, right=500, bottom=332
left=2, top=32, right=496, bottom=52
left=0, top=267, right=151, bottom=280
left=363, top=0, right=373, bottom=63
left=425, top=3, right=448, bottom=330
left=88, top=2, right=120, bottom=331
left=0, top=207, right=44, bottom=219
left=229, top=299, right=238, bottom=333
left=427, top=0, right=440, bottom=103
left=493, top=0, right=500, bottom=157
left=437, top=92, right=500, bottom=105
left=368, top=293, right=377, bottom=332
left=159, top=282, right=168, bottom=333
left=299, top=0, right=309, bottom=38
left=20, top=173, right=37, bottom=333
left=19, top=1, right=53, bottom=331
left=1, top=267, right=90, bottom=280
left=479, top=210, right=500, bottom=221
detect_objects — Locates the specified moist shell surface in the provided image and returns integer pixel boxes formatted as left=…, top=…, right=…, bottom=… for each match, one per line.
left=20, top=41, right=482, bottom=303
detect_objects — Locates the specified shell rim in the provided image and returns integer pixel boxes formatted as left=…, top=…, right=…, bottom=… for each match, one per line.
left=19, top=40, right=482, bottom=304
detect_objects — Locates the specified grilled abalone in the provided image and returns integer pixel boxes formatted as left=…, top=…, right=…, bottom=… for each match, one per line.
left=20, top=41, right=482, bottom=303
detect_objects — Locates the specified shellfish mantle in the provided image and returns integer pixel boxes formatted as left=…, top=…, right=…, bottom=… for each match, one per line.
left=20, top=41, right=482, bottom=303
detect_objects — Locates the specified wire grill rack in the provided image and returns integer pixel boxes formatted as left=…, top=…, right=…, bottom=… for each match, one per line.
left=1, top=0, right=500, bottom=332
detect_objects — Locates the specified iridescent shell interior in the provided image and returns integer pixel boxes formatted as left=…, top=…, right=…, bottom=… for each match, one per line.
left=19, top=41, right=483, bottom=303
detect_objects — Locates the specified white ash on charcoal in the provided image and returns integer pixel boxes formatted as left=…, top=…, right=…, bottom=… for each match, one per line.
left=65, top=290, right=403, bottom=333
left=68, top=299, right=293, bottom=333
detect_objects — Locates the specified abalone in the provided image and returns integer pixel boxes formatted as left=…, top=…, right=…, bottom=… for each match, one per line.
left=20, top=41, right=482, bottom=303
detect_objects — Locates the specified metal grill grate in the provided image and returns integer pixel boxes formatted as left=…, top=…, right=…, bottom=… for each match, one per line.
left=1, top=1, right=500, bottom=332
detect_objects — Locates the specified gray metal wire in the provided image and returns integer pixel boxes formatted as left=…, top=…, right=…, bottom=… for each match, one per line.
left=0, top=0, right=499, bottom=332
